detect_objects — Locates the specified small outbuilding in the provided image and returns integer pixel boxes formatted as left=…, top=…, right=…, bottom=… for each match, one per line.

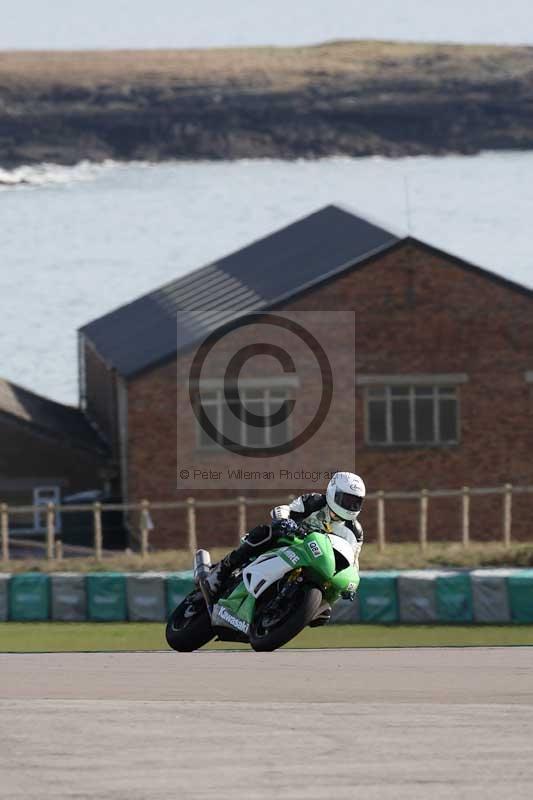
left=0, top=379, right=110, bottom=543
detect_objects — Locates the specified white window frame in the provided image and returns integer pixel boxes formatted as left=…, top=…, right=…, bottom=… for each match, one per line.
left=195, top=380, right=295, bottom=451
left=33, top=486, right=62, bottom=533
left=358, top=375, right=465, bottom=447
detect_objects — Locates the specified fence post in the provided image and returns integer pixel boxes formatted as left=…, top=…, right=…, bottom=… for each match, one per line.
left=187, top=497, right=197, bottom=554
left=237, top=497, right=247, bottom=544
left=93, top=501, right=103, bottom=562
left=376, top=491, right=386, bottom=552
left=503, top=484, right=512, bottom=548
left=462, top=486, right=470, bottom=548
left=55, top=540, right=63, bottom=561
left=46, top=503, right=56, bottom=561
left=419, top=489, right=428, bottom=551
left=140, top=499, right=150, bottom=557
left=1, top=503, right=9, bottom=562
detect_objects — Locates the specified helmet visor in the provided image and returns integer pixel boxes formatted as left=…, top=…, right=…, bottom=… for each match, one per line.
left=334, top=490, right=363, bottom=513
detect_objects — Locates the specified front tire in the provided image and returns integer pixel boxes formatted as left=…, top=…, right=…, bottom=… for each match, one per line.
left=249, top=584, right=323, bottom=652
left=165, top=591, right=214, bottom=652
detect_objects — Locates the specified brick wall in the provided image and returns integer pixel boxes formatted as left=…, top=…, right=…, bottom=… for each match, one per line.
left=83, top=338, right=119, bottom=453
left=125, top=240, right=533, bottom=548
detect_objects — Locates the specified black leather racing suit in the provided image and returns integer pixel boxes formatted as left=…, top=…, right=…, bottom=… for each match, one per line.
left=224, top=492, right=364, bottom=571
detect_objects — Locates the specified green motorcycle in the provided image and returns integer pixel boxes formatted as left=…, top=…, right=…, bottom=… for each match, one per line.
left=165, top=529, right=359, bottom=652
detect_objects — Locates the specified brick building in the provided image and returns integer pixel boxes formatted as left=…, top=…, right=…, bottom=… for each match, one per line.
left=79, top=206, right=533, bottom=547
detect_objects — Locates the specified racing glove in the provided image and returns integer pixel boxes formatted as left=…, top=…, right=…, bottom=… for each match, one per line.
left=271, top=518, right=299, bottom=538
left=341, top=590, right=357, bottom=602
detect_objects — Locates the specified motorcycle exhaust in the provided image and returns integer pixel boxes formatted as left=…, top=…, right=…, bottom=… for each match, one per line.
left=194, top=549, right=212, bottom=583
left=194, top=549, right=213, bottom=612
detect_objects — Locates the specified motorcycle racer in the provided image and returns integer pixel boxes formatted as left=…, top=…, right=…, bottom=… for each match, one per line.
left=206, top=471, right=366, bottom=617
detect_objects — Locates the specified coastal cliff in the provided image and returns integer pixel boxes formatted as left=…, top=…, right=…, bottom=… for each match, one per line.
left=1, top=41, right=532, bottom=167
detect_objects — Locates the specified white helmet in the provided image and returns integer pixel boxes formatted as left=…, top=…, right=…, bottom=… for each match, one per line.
left=326, top=472, right=366, bottom=522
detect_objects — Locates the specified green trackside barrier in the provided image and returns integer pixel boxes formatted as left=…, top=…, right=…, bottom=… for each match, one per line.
left=126, top=573, right=166, bottom=622
left=166, top=571, right=195, bottom=616
left=9, top=573, right=50, bottom=621
left=470, top=569, right=512, bottom=624
left=507, top=570, right=533, bottom=623
left=1, top=568, right=533, bottom=623
left=0, top=573, right=10, bottom=622
left=86, top=573, right=127, bottom=622
left=436, top=572, right=473, bottom=623
left=358, top=572, right=399, bottom=623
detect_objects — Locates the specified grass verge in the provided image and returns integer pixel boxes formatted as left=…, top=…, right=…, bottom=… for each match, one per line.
left=2, top=542, right=533, bottom=574
left=1, top=623, right=532, bottom=652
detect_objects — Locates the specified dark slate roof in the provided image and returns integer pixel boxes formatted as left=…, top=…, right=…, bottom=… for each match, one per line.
left=81, top=205, right=400, bottom=377
left=0, top=379, right=108, bottom=453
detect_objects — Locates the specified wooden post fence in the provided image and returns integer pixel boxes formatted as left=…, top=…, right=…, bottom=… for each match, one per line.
left=93, top=501, right=103, bottom=561
left=140, top=499, right=150, bottom=557
left=419, top=489, right=428, bottom=551
left=1, top=503, right=8, bottom=562
left=0, top=484, right=531, bottom=560
left=237, top=497, right=247, bottom=544
left=376, top=491, right=386, bottom=552
left=187, top=497, right=197, bottom=554
left=46, top=503, right=55, bottom=561
left=503, top=484, right=512, bottom=548
left=462, top=486, right=470, bottom=548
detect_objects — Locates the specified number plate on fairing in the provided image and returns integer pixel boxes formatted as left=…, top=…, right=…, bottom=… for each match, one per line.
left=308, top=540, right=322, bottom=558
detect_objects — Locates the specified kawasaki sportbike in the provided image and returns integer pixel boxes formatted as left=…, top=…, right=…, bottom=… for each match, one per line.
left=165, top=529, right=359, bottom=652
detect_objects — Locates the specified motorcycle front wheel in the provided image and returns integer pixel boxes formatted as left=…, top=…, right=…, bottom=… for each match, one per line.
left=249, top=583, right=323, bottom=652
left=165, top=590, right=214, bottom=652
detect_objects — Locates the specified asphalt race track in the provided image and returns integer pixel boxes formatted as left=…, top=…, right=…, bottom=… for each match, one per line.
left=1, top=648, right=532, bottom=799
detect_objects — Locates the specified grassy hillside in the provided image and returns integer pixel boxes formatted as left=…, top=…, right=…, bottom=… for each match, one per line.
left=1, top=41, right=532, bottom=166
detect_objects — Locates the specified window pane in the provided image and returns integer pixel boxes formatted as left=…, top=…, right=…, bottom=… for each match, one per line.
left=415, top=397, right=435, bottom=442
left=267, top=394, right=291, bottom=447
left=367, top=387, right=386, bottom=399
left=391, top=399, right=410, bottom=442
left=267, top=393, right=287, bottom=412
left=244, top=401, right=266, bottom=447
left=415, top=386, right=433, bottom=397
left=197, top=401, right=219, bottom=448
left=438, top=386, right=456, bottom=397
left=368, top=400, right=387, bottom=443
left=270, top=417, right=290, bottom=447
left=222, top=400, right=243, bottom=445
left=391, top=386, right=409, bottom=397
left=439, top=398, right=458, bottom=442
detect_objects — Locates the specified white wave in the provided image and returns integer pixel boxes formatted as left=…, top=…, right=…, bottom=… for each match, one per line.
left=0, top=159, right=123, bottom=188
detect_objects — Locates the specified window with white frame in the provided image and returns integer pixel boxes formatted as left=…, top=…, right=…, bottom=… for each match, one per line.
left=33, top=486, right=62, bottom=533
left=196, top=385, right=292, bottom=450
left=365, top=385, right=459, bottom=446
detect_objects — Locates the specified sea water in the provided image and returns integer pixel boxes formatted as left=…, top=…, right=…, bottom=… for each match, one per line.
left=1, top=152, right=532, bottom=403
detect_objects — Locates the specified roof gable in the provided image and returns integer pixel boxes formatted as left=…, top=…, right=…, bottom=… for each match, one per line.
left=0, top=379, right=107, bottom=453
left=406, top=237, right=533, bottom=300
left=80, top=205, right=399, bottom=376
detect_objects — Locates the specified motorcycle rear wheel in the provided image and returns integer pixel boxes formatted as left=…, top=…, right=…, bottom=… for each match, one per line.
left=249, top=584, right=323, bottom=652
left=165, top=591, right=214, bottom=652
